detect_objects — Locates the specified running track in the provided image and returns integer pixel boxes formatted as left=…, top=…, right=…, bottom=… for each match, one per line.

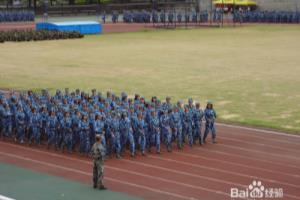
left=0, top=124, right=300, bottom=200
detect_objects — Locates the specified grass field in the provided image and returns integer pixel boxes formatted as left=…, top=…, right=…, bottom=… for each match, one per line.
left=0, top=25, right=300, bottom=133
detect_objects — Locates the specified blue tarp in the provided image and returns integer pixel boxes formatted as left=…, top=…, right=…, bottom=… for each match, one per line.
left=36, top=21, right=102, bottom=34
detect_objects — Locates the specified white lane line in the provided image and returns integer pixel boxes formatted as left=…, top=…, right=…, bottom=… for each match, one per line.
left=105, top=177, right=200, bottom=200
left=215, top=143, right=300, bottom=161
left=1, top=141, right=299, bottom=183
left=0, top=195, right=15, bottom=200
left=170, top=151, right=299, bottom=178
left=0, top=145, right=300, bottom=199
left=191, top=148, right=300, bottom=170
left=217, top=136, right=300, bottom=154
left=108, top=165, right=230, bottom=197
left=119, top=159, right=245, bottom=187
left=217, top=123, right=300, bottom=138
left=217, top=131, right=300, bottom=146
left=0, top=152, right=196, bottom=200
left=146, top=155, right=300, bottom=189
left=1, top=150, right=299, bottom=200
left=0, top=144, right=231, bottom=197
left=2, top=141, right=300, bottom=195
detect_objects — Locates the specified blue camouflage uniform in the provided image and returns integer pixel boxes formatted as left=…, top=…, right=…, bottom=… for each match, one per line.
left=2, top=104, right=13, bottom=138
left=28, top=109, right=41, bottom=145
left=137, top=114, right=146, bottom=155
left=160, top=111, right=172, bottom=152
left=183, top=107, right=193, bottom=147
left=47, top=112, right=58, bottom=147
left=93, top=116, right=106, bottom=151
left=15, top=107, right=26, bottom=143
left=62, top=114, right=73, bottom=153
left=177, top=13, right=182, bottom=23
left=149, top=111, right=161, bottom=153
left=56, top=109, right=64, bottom=149
left=40, top=108, right=48, bottom=141
left=171, top=108, right=183, bottom=149
left=120, top=114, right=135, bottom=156
left=111, top=114, right=121, bottom=158
left=80, top=117, right=91, bottom=155
left=203, top=105, right=217, bottom=143
left=0, top=101, right=4, bottom=136
left=72, top=112, right=81, bottom=149
left=193, top=104, right=204, bottom=145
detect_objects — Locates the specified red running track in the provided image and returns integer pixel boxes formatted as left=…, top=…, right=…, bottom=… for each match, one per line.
left=0, top=22, right=153, bottom=33
left=0, top=123, right=300, bottom=200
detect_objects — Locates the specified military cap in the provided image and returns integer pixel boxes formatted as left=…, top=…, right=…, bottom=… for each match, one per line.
left=95, top=134, right=102, bottom=139
left=207, top=100, right=213, bottom=105
left=121, top=92, right=127, bottom=98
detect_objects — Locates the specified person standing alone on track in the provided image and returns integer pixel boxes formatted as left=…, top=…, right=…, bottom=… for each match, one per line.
left=91, top=134, right=107, bottom=190
left=203, top=101, right=217, bottom=144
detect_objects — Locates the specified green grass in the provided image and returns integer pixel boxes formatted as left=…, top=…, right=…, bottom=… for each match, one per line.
left=0, top=25, right=300, bottom=133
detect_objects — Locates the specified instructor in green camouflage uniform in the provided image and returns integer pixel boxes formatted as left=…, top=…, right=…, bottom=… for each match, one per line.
left=91, top=134, right=106, bottom=190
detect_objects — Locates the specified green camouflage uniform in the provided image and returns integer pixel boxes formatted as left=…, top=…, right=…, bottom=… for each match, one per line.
left=91, top=142, right=105, bottom=188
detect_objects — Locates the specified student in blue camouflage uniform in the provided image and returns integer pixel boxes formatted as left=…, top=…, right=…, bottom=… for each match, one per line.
left=203, top=102, right=217, bottom=144
left=47, top=110, right=58, bottom=149
left=193, top=102, right=204, bottom=145
left=111, top=112, right=121, bottom=158
left=171, top=106, right=183, bottom=149
left=160, top=110, right=172, bottom=152
left=183, top=106, right=193, bottom=148
left=160, top=11, right=166, bottom=23
left=61, top=112, right=73, bottom=153
left=40, top=106, right=49, bottom=142
left=177, top=12, right=182, bottom=23
left=15, top=106, right=26, bottom=143
left=93, top=114, right=106, bottom=151
left=137, top=112, right=146, bottom=156
left=80, top=115, right=90, bottom=156
left=88, top=111, right=96, bottom=147
left=3, top=104, right=13, bottom=138
left=168, top=11, right=174, bottom=24
left=28, top=107, right=41, bottom=145
left=102, top=11, right=106, bottom=24
left=2, top=103, right=13, bottom=139
left=149, top=109, right=161, bottom=154
left=0, top=99, right=4, bottom=137
left=72, top=110, right=81, bottom=150
left=120, top=112, right=135, bottom=157
left=56, top=107, right=64, bottom=150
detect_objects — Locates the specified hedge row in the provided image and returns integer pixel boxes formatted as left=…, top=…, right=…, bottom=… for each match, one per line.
left=0, top=30, right=84, bottom=43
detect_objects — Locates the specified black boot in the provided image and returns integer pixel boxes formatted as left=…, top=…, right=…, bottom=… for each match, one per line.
left=99, top=185, right=107, bottom=190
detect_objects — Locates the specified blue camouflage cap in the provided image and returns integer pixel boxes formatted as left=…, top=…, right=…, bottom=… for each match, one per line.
left=207, top=100, right=213, bottom=105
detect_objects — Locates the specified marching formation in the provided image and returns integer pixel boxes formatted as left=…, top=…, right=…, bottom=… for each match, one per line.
left=0, top=89, right=217, bottom=158
left=107, top=10, right=209, bottom=24
left=234, top=10, right=300, bottom=23
left=0, top=11, right=35, bottom=22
